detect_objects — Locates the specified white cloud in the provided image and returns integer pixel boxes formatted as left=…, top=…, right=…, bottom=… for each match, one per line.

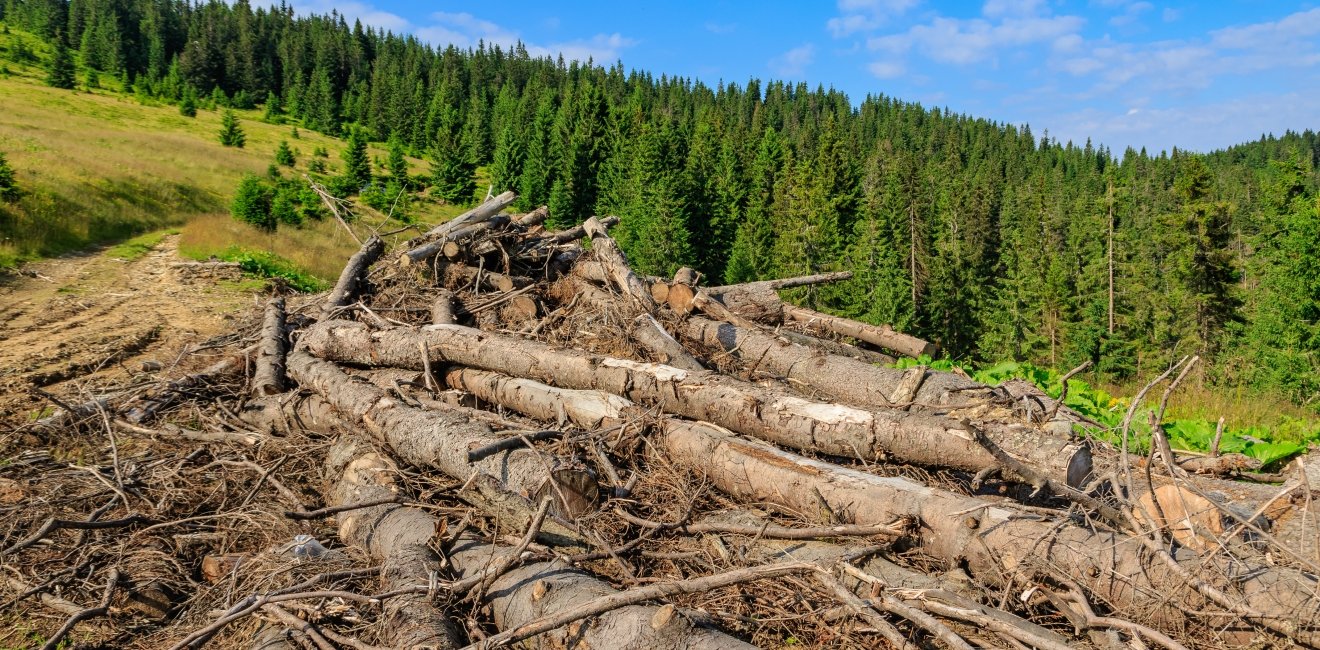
left=1210, top=7, right=1320, bottom=50
left=868, top=14, right=1084, bottom=65
left=828, top=0, right=919, bottom=37
left=291, top=2, right=633, bottom=63
left=1108, top=1, right=1152, bottom=27
left=292, top=0, right=409, bottom=32
left=1048, top=88, right=1320, bottom=153
left=982, top=0, right=1046, bottom=18
left=769, top=44, right=816, bottom=78
left=868, top=60, right=906, bottom=78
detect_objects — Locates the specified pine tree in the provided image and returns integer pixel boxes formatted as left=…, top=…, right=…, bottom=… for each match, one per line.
left=725, top=127, right=784, bottom=283
left=341, top=128, right=372, bottom=190
left=386, top=135, right=407, bottom=182
left=615, top=120, right=694, bottom=276
left=264, top=91, right=284, bottom=124
left=516, top=94, right=558, bottom=211
left=275, top=140, right=295, bottom=167
left=230, top=175, right=273, bottom=230
left=428, top=78, right=475, bottom=205
left=0, top=151, right=19, bottom=202
left=178, top=86, right=197, bottom=117
left=218, top=109, right=245, bottom=147
left=46, top=32, right=76, bottom=89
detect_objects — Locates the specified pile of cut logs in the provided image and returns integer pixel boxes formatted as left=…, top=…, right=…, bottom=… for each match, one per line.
left=10, top=190, right=1319, bottom=649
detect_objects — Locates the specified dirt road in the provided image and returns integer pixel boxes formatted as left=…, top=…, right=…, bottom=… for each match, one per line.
left=0, top=236, right=255, bottom=427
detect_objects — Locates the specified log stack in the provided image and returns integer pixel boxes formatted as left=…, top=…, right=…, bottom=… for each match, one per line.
left=7, top=190, right=1318, bottom=650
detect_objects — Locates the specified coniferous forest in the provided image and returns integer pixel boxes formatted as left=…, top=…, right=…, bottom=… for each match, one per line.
left=3, top=0, right=1318, bottom=407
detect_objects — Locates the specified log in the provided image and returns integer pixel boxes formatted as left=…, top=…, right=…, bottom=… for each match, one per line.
left=777, top=330, right=894, bottom=365
left=286, top=349, right=589, bottom=541
left=665, top=283, right=696, bottom=315
left=703, top=272, right=854, bottom=295
left=326, top=437, right=463, bottom=649
left=582, top=216, right=657, bottom=313
left=439, top=263, right=532, bottom=294
left=711, top=286, right=783, bottom=323
left=431, top=288, right=457, bottom=325
left=571, top=281, right=704, bottom=371
left=433, top=367, right=1320, bottom=645
left=673, top=267, right=700, bottom=286
left=322, top=236, right=385, bottom=318
left=251, top=296, right=287, bottom=397
left=301, top=321, right=1089, bottom=490
left=514, top=205, right=549, bottom=228
left=657, top=423, right=1320, bottom=646
left=782, top=304, right=938, bottom=359
left=520, top=215, right=621, bottom=253
left=327, top=433, right=753, bottom=649
left=404, top=215, right=511, bottom=267
left=421, top=191, right=517, bottom=240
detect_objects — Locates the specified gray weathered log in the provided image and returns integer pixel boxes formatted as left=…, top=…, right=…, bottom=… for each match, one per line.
left=421, top=191, right=517, bottom=240
left=326, top=437, right=463, bottom=649
left=703, top=272, right=854, bottom=295
left=286, top=349, right=585, bottom=543
left=782, top=303, right=939, bottom=359
left=251, top=296, right=287, bottom=397
left=431, top=288, right=457, bottom=325
left=404, top=215, right=511, bottom=267
left=432, top=367, right=1320, bottom=645
left=301, top=321, right=1089, bottom=489
left=322, top=236, right=385, bottom=318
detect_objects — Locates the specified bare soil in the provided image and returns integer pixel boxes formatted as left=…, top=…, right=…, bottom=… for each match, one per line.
left=0, top=236, right=252, bottom=428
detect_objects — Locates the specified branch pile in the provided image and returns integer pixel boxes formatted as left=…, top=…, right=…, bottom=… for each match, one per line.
left=5, top=192, right=1318, bottom=649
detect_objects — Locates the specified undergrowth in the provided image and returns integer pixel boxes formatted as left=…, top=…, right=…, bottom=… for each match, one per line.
left=895, top=356, right=1320, bottom=469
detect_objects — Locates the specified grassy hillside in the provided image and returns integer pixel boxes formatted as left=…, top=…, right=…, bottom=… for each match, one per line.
left=0, top=26, right=468, bottom=275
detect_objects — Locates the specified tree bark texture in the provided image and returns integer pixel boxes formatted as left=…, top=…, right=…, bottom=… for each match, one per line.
left=251, top=296, right=287, bottom=397
left=322, top=236, right=385, bottom=318
left=300, top=321, right=1090, bottom=490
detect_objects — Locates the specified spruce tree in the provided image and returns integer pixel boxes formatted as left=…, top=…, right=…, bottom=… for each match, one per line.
left=0, top=151, right=19, bottom=202
left=218, top=109, right=245, bottom=147
left=386, top=135, right=407, bottom=182
left=264, top=91, right=284, bottom=124
left=275, top=140, right=295, bottom=167
left=341, top=128, right=372, bottom=190
left=230, top=175, right=273, bottom=230
left=45, top=32, right=76, bottom=89
left=178, top=86, right=197, bottom=117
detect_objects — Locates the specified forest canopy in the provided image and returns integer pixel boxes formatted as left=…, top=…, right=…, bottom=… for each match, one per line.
left=2, top=0, right=1318, bottom=405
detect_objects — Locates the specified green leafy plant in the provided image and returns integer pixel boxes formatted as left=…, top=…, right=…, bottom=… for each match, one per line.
left=893, top=357, right=1318, bottom=468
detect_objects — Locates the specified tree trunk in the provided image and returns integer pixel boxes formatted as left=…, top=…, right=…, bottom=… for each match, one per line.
left=285, top=349, right=587, bottom=543
left=435, top=365, right=1320, bottom=645
left=432, top=288, right=457, bottom=325
left=419, top=191, right=517, bottom=241
left=251, top=296, right=287, bottom=397
left=322, top=236, right=385, bottom=318
left=703, top=272, right=853, bottom=295
left=782, top=304, right=938, bottom=359
left=406, top=215, right=511, bottom=266
left=301, top=321, right=1088, bottom=489
left=326, top=436, right=463, bottom=649
left=582, top=216, right=659, bottom=313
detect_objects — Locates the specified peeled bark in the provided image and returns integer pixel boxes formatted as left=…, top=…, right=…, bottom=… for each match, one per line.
left=251, top=296, right=287, bottom=397
left=301, top=321, right=1088, bottom=489
left=286, top=349, right=586, bottom=543
left=322, top=236, right=385, bottom=318
left=326, top=437, right=462, bottom=649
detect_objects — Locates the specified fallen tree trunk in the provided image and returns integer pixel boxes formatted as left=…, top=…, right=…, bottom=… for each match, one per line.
left=302, top=321, right=1088, bottom=488
left=782, top=304, right=939, bottom=359
left=322, top=236, right=385, bottom=318
left=419, top=191, right=517, bottom=241
left=325, top=437, right=463, bottom=649
left=286, top=349, right=587, bottom=544
left=702, top=272, right=854, bottom=295
left=435, top=367, right=1320, bottom=645
left=251, top=297, right=287, bottom=397
left=326, top=433, right=756, bottom=649
left=405, top=215, right=511, bottom=267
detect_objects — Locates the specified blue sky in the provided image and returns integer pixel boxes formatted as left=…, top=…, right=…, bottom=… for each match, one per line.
left=297, top=1, right=1320, bottom=154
